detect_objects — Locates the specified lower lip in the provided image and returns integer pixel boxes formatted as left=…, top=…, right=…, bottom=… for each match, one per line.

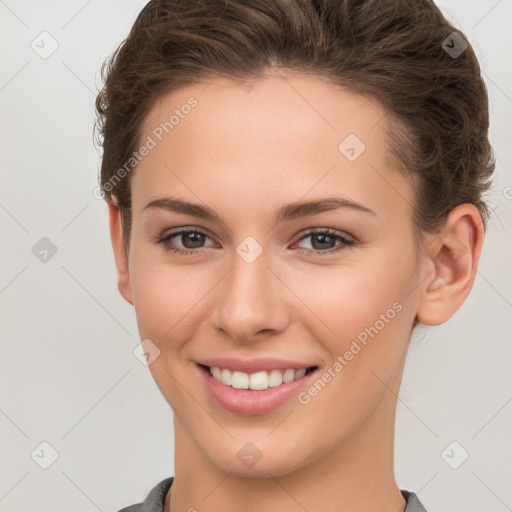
left=197, top=364, right=318, bottom=416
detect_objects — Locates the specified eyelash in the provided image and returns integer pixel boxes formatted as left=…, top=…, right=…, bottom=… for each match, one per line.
left=153, top=227, right=355, bottom=256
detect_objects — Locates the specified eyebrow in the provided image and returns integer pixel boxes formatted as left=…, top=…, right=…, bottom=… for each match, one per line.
left=142, top=196, right=376, bottom=224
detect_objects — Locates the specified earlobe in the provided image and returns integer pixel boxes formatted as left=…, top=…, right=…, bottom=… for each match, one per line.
left=416, top=204, right=485, bottom=326
left=107, top=199, right=134, bottom=306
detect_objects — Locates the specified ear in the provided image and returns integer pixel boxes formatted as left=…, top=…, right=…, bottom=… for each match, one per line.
left=107, top=199, right=134, bottom=306
left=416, top=204, right=485, bottom=326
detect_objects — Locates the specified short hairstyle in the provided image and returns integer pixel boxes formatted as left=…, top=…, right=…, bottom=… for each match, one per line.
left=95, top=0, right=495, bottom=254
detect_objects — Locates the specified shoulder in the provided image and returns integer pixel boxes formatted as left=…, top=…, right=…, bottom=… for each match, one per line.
left=117, top=477, right=174, bottom=512
left=402, top=490, right=428, bottom=512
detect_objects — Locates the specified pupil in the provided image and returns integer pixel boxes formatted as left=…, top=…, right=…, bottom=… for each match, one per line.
left=184, top=232, right=204, bottom=248
left=312, top=234, right=333, bottom=250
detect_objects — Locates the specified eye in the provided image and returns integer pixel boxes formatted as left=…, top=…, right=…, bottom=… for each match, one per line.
left=153, top=227, right=355, bottom=256
left=292, top=228, right=355, bottom=255
left=154, top=227, right=216, bottom=255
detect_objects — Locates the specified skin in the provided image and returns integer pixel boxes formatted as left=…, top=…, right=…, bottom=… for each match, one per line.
left=107, top=71, right=484, bottom=512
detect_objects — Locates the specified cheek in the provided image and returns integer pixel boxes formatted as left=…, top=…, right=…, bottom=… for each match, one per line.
left=291, top=253, right=413, bottom=343
left=290, top=254, right=415, bottom=430
left=128, top=257, right=214, bottom=406
left=129, top=253, right=211, bottom=342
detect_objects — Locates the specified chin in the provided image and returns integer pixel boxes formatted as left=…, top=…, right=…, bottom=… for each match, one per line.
left=202, top=435, right=317, bottom=479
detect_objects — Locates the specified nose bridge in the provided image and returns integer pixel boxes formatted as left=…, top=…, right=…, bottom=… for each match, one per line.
left=211, top=245, right=289, bottom=341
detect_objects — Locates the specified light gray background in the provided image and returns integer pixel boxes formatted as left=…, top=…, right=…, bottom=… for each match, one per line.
left=0, top=1, right=511, bottom=511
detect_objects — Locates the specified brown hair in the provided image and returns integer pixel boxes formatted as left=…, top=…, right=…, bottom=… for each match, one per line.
left=95, top=0, right=495, bottom=255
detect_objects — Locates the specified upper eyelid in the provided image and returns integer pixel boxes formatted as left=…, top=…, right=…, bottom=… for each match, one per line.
left=296, top=227, right=354, bottom=241
left=164, top=226, right=215, bottom=240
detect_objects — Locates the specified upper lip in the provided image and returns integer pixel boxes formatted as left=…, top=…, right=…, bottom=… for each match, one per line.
left=197, top=357, right=317, bottom=374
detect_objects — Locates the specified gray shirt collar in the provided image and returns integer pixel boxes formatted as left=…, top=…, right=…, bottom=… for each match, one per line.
left=125, top=477, right=428, bottom=512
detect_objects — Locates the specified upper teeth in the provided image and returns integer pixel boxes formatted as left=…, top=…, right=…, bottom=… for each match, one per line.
left=209, top=367, right=308, bottom=390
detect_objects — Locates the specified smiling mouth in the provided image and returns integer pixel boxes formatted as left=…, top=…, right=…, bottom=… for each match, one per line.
left=198, top=364, right=318, bottom=391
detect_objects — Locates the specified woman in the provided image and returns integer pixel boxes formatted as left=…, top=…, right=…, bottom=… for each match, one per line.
left=95, top=0, right=495, bottom=510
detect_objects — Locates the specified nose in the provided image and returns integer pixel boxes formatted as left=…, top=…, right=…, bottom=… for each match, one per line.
left=210, top=249, right=291, bottom=344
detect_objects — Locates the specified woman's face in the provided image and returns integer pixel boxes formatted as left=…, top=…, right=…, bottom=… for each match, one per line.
left=118, top=73, right=430, bottom=476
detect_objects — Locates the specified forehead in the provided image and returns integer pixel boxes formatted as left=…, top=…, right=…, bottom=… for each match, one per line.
left=141, top=72, right=387, bottom=146
left=132, top=73, right=413, bottom=225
